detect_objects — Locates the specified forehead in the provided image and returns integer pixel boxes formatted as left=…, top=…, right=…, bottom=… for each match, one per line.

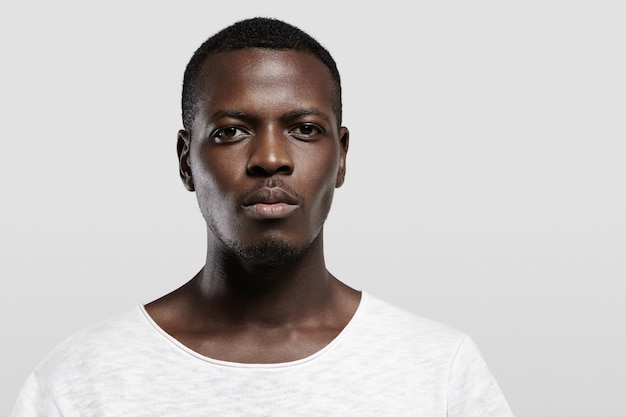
left=193, top=48, right=336, bottom=118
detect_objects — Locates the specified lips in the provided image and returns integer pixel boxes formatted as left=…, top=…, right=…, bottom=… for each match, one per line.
left=242, top=187, right=300, bottom=206
left=241, top=187, right=300, bottom=219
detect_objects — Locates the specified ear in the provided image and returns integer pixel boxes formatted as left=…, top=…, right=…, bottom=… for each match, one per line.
left=177, top=129, right=195, bottom=191
left=335, top=126, right=349, bottom=188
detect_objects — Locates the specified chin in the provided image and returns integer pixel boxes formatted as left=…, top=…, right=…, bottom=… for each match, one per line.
left=235, top=237, right=311, bottom=268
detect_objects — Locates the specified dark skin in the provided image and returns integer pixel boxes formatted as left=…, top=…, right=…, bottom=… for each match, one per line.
left=145, top=48, right=360, bottom=363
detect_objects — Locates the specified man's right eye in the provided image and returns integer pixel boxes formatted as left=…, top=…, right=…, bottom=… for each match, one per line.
left=212, top=126, right=249, bottom=143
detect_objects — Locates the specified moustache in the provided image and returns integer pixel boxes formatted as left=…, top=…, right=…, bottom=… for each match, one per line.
left=240, top=180, right=303, bottom=207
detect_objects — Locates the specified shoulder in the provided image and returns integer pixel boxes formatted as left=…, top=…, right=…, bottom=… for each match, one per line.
left=13, top=307, right=156, bottom=416
left=32, top=307, right=151, bottom=382
left=353, top=293, right=468, bottom=360
left=353, top=293, right=514, bottom=416
left=359, top=292, right=466, bottom=342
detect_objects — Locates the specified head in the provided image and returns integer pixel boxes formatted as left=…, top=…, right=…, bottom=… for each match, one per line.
left=182, top=17, right=343, bottom=134
left=178, top=18, right=348, bottom=268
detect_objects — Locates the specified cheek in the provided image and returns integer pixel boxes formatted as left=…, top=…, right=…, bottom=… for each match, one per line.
left=301, top=151, right=341, bottom=211
left=192, top=147, right=239, bottom=190
left=190, top=154, right=241, bottom=212
left=306, top=178, right=338, bottom=232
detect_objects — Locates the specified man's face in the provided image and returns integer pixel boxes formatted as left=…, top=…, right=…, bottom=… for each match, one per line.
left=179, top=48, right=348, bottom=265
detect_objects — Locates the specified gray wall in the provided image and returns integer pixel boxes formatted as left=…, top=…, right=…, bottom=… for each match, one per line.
left=1, top=1, right=624, bottom=416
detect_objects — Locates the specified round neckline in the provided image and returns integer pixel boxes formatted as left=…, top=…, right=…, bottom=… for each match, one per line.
left=139, top=291, right=367, bottom=369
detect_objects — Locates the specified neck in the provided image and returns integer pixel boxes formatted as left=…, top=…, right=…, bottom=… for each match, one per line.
left=144, top=227, right=361, bottom=363
left=192, top=230, right=334, bottom=326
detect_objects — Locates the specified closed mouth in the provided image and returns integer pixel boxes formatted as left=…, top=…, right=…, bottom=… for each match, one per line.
left=242, top=187, right=300, bottom=207
left=241, top=187, right=301, bottom=220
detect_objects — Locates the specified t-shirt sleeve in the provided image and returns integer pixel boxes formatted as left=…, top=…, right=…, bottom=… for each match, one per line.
left=11, top=372, right=64, bottom=417
left=447, top=336, right=515, bottom=417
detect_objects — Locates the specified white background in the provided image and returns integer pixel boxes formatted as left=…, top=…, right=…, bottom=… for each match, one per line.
left=1, top=1, right=624, bottom=415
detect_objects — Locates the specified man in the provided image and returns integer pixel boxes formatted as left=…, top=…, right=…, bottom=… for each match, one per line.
left=12, top=17, right=514, bottom=416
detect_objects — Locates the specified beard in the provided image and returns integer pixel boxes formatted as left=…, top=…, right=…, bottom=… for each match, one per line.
left=205, top=213, right=320, bottom=269
left=201, top=192, right=329, bottom=271
left=233, top=237, right=311, bottom=268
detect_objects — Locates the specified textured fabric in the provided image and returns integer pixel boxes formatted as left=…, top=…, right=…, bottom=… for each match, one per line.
left=12, top=293, right=514, bottom=416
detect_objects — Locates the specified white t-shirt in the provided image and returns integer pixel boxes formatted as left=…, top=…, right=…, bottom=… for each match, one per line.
left=12, top=292, right=514, bottom=416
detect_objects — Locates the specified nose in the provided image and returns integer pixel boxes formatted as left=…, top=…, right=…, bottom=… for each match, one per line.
left=246, top=126, right=294, bottom=177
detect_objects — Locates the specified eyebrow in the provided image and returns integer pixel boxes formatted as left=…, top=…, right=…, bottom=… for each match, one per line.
left=284, top=108, right=329, bottom=120
left=209, top=110, right=250, bottom=120
left=209, top=108, right=330, bottom=122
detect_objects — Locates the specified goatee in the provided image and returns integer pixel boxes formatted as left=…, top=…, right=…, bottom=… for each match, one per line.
left=235, top=238, right=308, bottom=268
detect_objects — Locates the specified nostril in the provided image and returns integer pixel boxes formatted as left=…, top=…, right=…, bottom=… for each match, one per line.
left=247, top=163, right=293, bottom=177
left=276, top=164, right=293, bottom=175
left=248, top=165, right=268, bottom=177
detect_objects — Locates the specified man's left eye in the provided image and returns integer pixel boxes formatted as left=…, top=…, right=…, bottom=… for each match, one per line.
left=291, top=124, right=322, bottom=138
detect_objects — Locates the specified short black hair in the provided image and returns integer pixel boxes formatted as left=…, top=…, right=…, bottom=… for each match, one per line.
left=181, top=17, right=342, bottom=132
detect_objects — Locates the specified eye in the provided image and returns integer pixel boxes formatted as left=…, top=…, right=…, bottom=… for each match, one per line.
left=212, top=126, right=250, bottom=143
left=290, top=124, right=323, bottom=140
